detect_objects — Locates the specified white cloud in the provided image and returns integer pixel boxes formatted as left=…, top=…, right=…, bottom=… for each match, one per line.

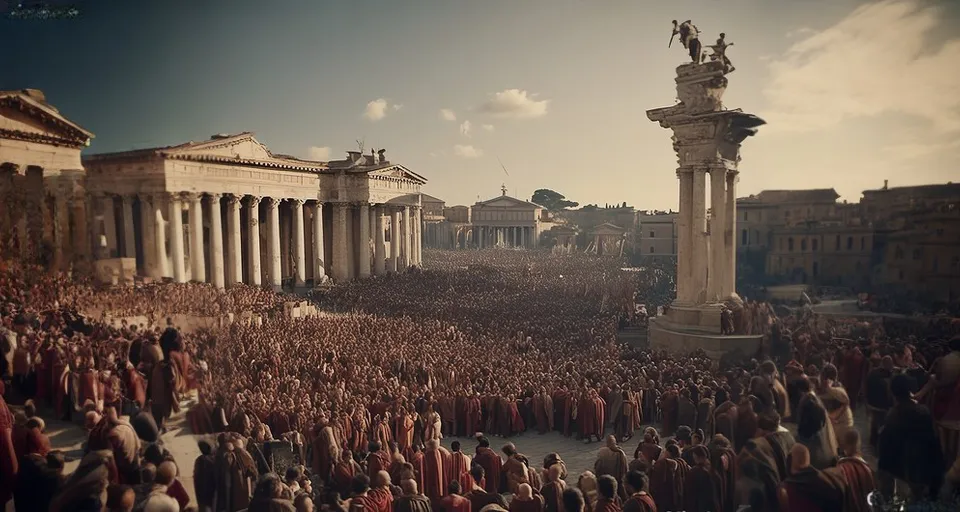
left=460, top=120, right=473, bottom=137
left=478, top=89, right=549, bottom=119
left=482, top=124, right=495, bottom=132
left=453, top=144, right=483, bottom=158
left=785, top=27, right=815, bottom=38
left=763, top=0, right=960, bottom=134
left=392, top=104, right=403, bottom=111
left=439, top=108, right=457, bottom=121
left=363, top=98, right=394, bottom=121
left=307, top=146, right=332, bottom=161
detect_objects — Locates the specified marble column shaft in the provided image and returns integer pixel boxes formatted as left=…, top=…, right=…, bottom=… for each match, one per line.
left=676, top=170, right=693, bottom=304
left=313, top=201, right=326, bottom=280
left=389, top=209, right=400, bottom=272
left=121, top=195, right=136, bottom=259
left=168, top=194, right=186, bottom=283
left=53, top=194, right=69, bottom=269
left=267, top=198, right=282, bottom=289
left=708, top=168, right=727, bottom=302
left=152, top=195, right=169, bottom=278
left=724, top=172, right=738, bottom=298
left=691, top=169, right=708, bottom=303
left=333, top=203, right=349, bottom=281
left=226, top=195, right=243, bottom=285
left=247, top=196, right=262, bottom=286
left=188, top=193, right=205, bottom=282
left=138, top=195, right=156, bottom=277
left=358, top=203, right=371, bottom=278
left=292, top=199, right=306, bottom=285
left=401, top=206, right=411, bottom=269
left=209, top=194, right=225, bottom=288
left=374, top=206, right=386, bottom=275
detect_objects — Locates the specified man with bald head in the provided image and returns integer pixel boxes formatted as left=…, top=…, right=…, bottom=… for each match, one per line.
left=778, top=443, right=846, bottom=512
left=141, top=460, right=181, bottom=511
left=394, top=479, right=432, bottom=512
left=509, top=483, right=544, bottom=512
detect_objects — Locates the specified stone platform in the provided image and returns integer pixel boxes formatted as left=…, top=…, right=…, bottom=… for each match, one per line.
left=648, top=316, right=762, bottom=361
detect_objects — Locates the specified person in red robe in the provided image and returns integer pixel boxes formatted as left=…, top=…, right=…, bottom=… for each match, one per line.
left=835, top=430, right=875, bottom=512
left=409, top=445, right=426, bottom=495
left=594, top=475, right=622, bottom=512
left=0, top=381, right=19, bottom=507
left=473, top=436, right=502, bottom=494
left=366, top=441, right=391, bottom=480
left=579, top=389, right=606, bottom=443
left=621, top=471, right=657, bottom=512
left=649, top=443, right=686, bottom=512
left=312, top=419, right=341, bottom=483
left=660, top=386, right=679, bottom=437
left=464, top=394, right=482, bottom=437
left=683, top=446, right=722, bottom=512
left=438, top=481, right=472, bottom=512
left=841, top=346, right=867, bottom=410
left=450, top=441, right=474, bottom=492
left=395, top=408, right=416, bottom=461
left=422, top=438, right=446, bottom=500
left=333, top=450, right=362, bottom=494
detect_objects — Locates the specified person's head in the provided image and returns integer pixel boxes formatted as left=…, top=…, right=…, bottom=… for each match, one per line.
left=285, top=466, right=302, bottom=484
left=46, top=451, right=65, bottom=472
left=881, top=355, right=894, bottom=371
left=401, top=479, right=419, bottom=495
left=197, top=440, right=213, bottom=456
left=24, top=400, right=36, bottom=418
left=756, top=411, right=781, bottom=434
left=517, top=483, right=532, bottom=500
left=254, top=473, right=284, bottom=500
left=891, top=374, right=914, bottom=403
left=822, top=364, right=838, bottom=382
left=470, top=465, right=485, bottom=484
left=451, top=441, right=461, bottom=453
left=577, top=471, right=598, bottom=494
left=622, top=470, right=647, bottom=495
left=841, top=429, right=862, bottom=457
left=352, top=474, right=371, bottom=495
left=604, top=435, right=617, bottom=449
left=562, top=488, right=586, bottom=512
left=375, top=470, right=391, bottom=488
left=502, top=443, right=517, bottom=457
left=448, top=480, right=462, bottom=495
left=690, top=446, right=710, bottom=466
left=675, top=426, right=692, bottom=445
left=140, top=463, right=157, bottom=485
left=106, top=484, right=135, bottom=512
left=790, top=444, right=811, bottom=474
left=156, top=461, right=177, bottom=487
left=368, top=441, right=382, bottom=453
left=144, top=443, right=167, bottom=466
left=478, top=436, right=490, bottom=448
left=548, top=463, right=563, bottom=482
left=666, top=443, right=681, bottom=458
left=596, top=475, right=617, bottom=500
left=294, top=493, right=315, bottom=512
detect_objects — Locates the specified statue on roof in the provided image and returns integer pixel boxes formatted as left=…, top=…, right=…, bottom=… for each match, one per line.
left=670, top=20, right=702, bottom=63
left=709, top=32, right=735, bottom=73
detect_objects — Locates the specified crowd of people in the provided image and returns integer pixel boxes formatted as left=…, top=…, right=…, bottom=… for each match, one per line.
left=1, top=249, right=960, bottom=511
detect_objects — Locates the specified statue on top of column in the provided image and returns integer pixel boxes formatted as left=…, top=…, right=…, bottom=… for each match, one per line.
left=708, top=33, right=735, bottom=74
left=669, top=20, right=702, bottom=64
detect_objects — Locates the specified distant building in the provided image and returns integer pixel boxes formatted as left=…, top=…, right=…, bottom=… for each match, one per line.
left=420, top=187, right=545, bottom=249
left=637, top=211, right=677, bottom=259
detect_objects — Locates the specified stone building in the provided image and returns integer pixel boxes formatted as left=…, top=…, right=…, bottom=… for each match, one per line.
left=637, top=211, right=678, bottom=259
left=420, top=193, right=447, bottom=249
left=0, top=89, right=427, bottom=289
left=422, top=187, right=546, bottom=250
left=765, top=224, right=875, bottom=287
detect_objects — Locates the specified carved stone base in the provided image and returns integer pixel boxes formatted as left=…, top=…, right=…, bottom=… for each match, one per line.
left=659, top=302, right=723, bottom=335
left=648, top=315, right=763, bottom=361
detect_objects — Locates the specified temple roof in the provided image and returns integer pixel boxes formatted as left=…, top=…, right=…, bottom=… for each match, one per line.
left=738, top=188, right=840, bottom=204
left=0, top=89, right=94, bottom=148
left=474, top=194, right=544, bottom=209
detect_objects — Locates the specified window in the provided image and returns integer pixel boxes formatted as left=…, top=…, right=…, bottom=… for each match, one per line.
left=847, top=236, right=853, bottom=250
left=812, top=239, right=818, bottom=251
left=741, top=229, right=748, bottom=245
left=788, top=238, right=794, bottom=252
left=743, top=211, right=749, bottom=221
left=649, top=246, right=655, bottom=254
left=801, top=239, right=807, bottom=251
left=835, top=235, right=841, bottom=251
left=649, top=230, right=655, bottom=238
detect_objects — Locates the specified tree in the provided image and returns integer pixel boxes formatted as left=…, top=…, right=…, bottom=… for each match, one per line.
left=531, top=189, right=579, bottom=211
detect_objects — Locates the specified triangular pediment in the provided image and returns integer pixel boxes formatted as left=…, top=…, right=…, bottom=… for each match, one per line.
left=477, top=195, right=541, bottom=209
left=166, top=133, right=274, bottom=161
left=591, top=222, right=627, bottom=234
left=368, top=165, right=427, bottom=184
left=0, top=90, right=93, bottom=146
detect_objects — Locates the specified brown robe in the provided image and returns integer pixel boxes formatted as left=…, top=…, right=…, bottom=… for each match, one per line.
left=503, top=454, right=530, bottom=495
left=474, top=446, right=502, bottom=494
left=422, top=445, right=445, bottom=500
left=836, top=456, right=876, bottom=512
left=649, top=457, right=686, bottom=512
left=149, top=361, right=180, bottom=428
left=683, top=463, right=723, bottom=512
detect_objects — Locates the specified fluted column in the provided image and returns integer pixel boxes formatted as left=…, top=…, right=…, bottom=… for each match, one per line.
left=402, top=205, right=411, bottom=269
left=151, top=195, right=169, bottom=278
left=226, top=195, right=243, bottom=286
left=708, top=168, right=727, bottom=302
left=208, top=194, right=225, bottom=288
left=247, top=196, right=262, bottom=286
left=724, top=171, right=738, bottom=298
left=374, top=205, right=386, bottom=275
left=117, top=195, right=134, bottom=260
left=358, top=203, right=371, bottom=278
left=332, top=203, right=349, bottom=282
left=168, top=193, right=186, bottom=283
left=186, top=193, right=205, bottom=283
left=138, top=194, right=156, bottom=278
left=312, top=201, right=326, bottom=281
left=413, top=207, right=422, bottom=266
left=389, top=208, right=400, bottom=272
left=267, top=197, right=282, bottom=290
left=291, top=199, right=306, bottom=285
left=676, top=169, right=693, bottom=304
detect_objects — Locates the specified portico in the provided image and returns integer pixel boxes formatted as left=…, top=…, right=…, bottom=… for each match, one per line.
left=470, top=188, right=543, bottom=249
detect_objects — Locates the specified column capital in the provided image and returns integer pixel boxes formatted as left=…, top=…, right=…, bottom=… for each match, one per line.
left=289, top=198, right=305, bottom=208
left=247, top=195, right=263, bottom=207
left=208, top=192, right=223, bottom=201
left=227, top=194, right=244, bottom=207
left=164, top=191, right=183, bottom=202
left=137, top=192, right=153, bottom=204
left=183, top=191, right=203, bottom=203
left=266, top=197, right=282, bottom=208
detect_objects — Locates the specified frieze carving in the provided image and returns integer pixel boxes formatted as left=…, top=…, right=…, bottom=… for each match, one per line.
left=180, top=164, right=312, bottom=186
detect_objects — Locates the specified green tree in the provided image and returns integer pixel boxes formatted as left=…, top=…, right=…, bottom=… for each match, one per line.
left=531, top=189, right=579, bottom=211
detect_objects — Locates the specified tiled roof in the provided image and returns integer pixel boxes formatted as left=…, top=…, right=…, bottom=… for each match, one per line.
left=740, top=188, right=840, bottom=204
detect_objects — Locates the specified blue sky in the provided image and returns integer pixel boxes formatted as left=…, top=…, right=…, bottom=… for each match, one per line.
left=3, top=0, right=959, bottom=208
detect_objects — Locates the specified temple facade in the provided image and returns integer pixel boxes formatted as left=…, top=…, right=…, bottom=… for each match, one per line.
left=0, top=89, right=427, bottom=289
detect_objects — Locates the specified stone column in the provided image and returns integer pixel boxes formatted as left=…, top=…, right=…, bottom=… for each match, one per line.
left=120, top=195, right=136, bottom=259
left=389, top=208, right=400, bottom=272
left=208, top=194, right=225, bottom=288
left=676, top=169, right=693, bottom=304
left=401, top=206, right=411, bottom=269
left=226, top=195, right=243, bottom=286
left=267, top=198, right=282, bottom=290
left=291, top=199, right=306, bottom=285
left=247, top=196, right=262, bottom=286
left=186, top=193, right=205, bottom=282
left=724, top=171, right=738, bottom=298
left=358, top=203, right=371, bottom=278
left=152, top=195, right=170, bottom=279
left=138, top=194, right=156, bottom=278
left=52, top=193, right=69, bottom=269
left=708, top=168, right=727, bottom=302
left=416, top=208, right=423, bottom=265
left=691, top=169, right=708, bottom=304
left=312, top=201, right=326, bottom=281
left=71, top=193, right=89, bottom=264
left=168, top=193, right=187, bottom=283
left=374, top=206, right=386, bottom=275
left=332, top=203, right=349, bottom=282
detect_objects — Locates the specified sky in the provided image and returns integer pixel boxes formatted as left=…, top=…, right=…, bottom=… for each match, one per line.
left=3, top=0, right=959, bottom=209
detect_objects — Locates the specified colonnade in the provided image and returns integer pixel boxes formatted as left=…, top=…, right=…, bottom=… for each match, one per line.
left=473, top=225, right=537, bottom=249
left=91, top=192, right=422, bottom=288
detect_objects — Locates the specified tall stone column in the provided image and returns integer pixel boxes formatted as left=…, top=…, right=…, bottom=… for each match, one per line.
left=71, top=193, right=89, bottom=264
left=724, top=172, right=738, bottom=298
left=226, top=195, right=243, bottom=286
left=168, top=193, right=186, bottom=283
left=52, top=193, right=69, bottom=270
left=332, top=203, right=349, bottom=282
left=247, top=196, right=262, bottom=286
left=401, top=206, right=411, bottom=269
left=208, top=194, right=225, bottom=288
left=692, top=169, right=708, bottom=303
left=121, top=195, right=136, bottom=259
left=291, top=199, right=306, bottom=285
left=152, top=195, right=170, bottom=279
left=374, top=205, right=386, bottom=275
left=138, top=194, right=156, bottom=278
left=708, top=168, right=727, bottom=302
left=312, top=201, right=326, bottom=282
left=358, top=203, right=371, bottom=278
left=415, top=208, right=423, bottom=265
left=676, top=170, right=694, bottom=304
left=389, top=208, right=400, bottom=272
left=267, top=198, right=282, bottom=290
left=186, top=193, right=205, bottom=282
